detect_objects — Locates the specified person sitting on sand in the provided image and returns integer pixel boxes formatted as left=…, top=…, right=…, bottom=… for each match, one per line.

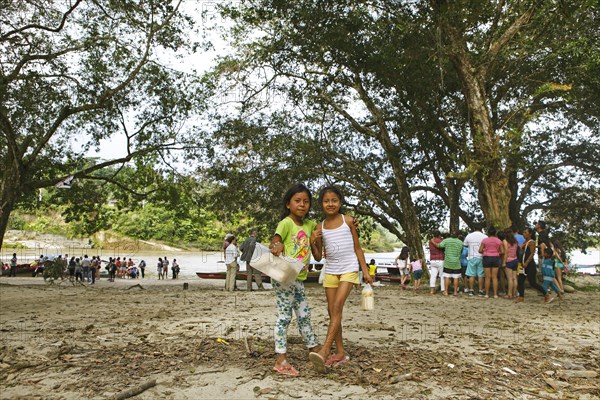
left=128, top=265, right=138, bottom=279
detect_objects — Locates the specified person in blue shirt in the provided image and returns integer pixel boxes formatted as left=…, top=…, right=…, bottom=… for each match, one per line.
left=541, top=247, right=563, bottom=303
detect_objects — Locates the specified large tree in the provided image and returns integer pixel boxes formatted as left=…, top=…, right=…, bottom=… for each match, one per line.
left=203, top=0, right=598, bottom=253
left=0, top=0, right=207, bottom=247
left=431, top=0, right=599, bottom=228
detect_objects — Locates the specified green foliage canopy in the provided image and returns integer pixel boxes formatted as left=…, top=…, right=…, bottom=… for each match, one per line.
left=0, top=0, right=210, bottom=247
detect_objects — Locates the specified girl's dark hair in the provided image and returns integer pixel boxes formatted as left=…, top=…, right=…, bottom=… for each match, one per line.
left=504, top=231, right=517, bottom=246
left=399, top=246, right=410, bottom=260
left=369, top=259, right=376, bottom=265
left=497, top=230, right=505, bottom=241
left=280, top=183, right=312, bottom=220
left=551, top=238, right=566, bottom=260
left=487, top=226, right=497, bottom=236
left=318, top=185, right=345, bottom=213
left=523, top=227, right=537, bottom=240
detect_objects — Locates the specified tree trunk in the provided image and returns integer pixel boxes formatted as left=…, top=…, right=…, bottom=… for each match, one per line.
left=396, top=176, right=425, bottom=261
left=476, top=169, right=512, bottom=229
left=0, top=153, right=22, bottom=248
left=447, top=180, right=463, bottom=232
left=444, top=35, right=513, bottom=230
left=508, top=170, right=524, bottom=230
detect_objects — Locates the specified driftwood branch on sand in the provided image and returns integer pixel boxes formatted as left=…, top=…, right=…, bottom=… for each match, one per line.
left=114, top=379, right=156, bottom=399
left=126, top=284, right=145, bottom=290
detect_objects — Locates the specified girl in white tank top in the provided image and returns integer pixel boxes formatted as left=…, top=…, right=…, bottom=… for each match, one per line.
left=321, top=215, right=359, bottom=274
left=308, top=186, right=372, bottom=373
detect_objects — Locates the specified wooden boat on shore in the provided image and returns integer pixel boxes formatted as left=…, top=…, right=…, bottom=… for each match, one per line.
left=1, top=263, right=38, bottom=276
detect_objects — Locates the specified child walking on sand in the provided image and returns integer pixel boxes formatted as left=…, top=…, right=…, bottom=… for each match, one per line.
left=309, top=186, right=373, bottom=372
left=542, top=247, right=563, bottom=303
left=368, top=259, right=378, bottom=284
left=410, top=257, right=424, bottom=292
left=395, top=247, right=410, bottom=289
left=269, top=183, right=320, bottom=377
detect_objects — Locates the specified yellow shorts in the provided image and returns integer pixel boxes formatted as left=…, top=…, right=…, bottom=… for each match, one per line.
left=323, top=271, right=359, bottom=288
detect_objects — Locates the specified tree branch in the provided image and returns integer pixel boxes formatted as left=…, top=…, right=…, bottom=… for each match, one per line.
left=483, top=1, right=540, bottom=74
left=31, top=142, right=179, bottom=189
left=0, top=0, right=84, bottom=41
left=23, top=1, right=184, bottom=167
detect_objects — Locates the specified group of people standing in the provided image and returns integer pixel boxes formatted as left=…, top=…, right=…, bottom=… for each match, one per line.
left=425, top=221, right=567, bottom=303
left=156, top=257, right=180, bottom=280
left=223, top=182, right=572, bottom=378
left=4, top=253, right=168, bottom=282
left=223, top=229, right=265, bottom=292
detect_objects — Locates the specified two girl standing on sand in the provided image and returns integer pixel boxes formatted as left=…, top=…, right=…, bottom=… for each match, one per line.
left=269, top=183, right=372, bottom=376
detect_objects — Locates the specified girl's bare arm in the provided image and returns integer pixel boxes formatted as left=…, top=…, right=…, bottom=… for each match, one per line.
left=310, top=224, right=323, bottom=261
left=348, top=216, right=372, bottom=284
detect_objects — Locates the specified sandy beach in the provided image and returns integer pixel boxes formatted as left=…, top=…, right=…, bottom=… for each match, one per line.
left=0, top=275, right=598, bottom=399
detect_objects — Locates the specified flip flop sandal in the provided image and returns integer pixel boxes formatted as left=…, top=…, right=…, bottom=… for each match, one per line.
left=326, top=355, right=350, bottom=367
left=309, top=352, right=327, bottom=373
left=273, top=364, right=300, bottom=377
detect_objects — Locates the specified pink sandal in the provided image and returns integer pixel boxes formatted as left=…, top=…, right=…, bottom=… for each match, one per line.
left=273, top=363, right=300, bottom=377
left=325, top=355, right=350, bottom=367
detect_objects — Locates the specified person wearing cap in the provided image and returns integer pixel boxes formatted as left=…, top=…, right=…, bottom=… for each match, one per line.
left=240, top=229, right=264, bottom=291
left=535, top=221, right=550, bottom=272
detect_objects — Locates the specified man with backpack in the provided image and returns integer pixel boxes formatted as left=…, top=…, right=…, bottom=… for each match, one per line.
left=240, top=229, right=264, bottom=291
left=138, top=259, right=146, bottom=278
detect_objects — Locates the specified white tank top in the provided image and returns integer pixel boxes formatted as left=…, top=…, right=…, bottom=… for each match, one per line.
left=322, top=215, right=359, bottom=274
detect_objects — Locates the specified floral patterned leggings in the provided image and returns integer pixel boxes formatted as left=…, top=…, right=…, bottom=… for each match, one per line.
left=273, top=280, right=318, bottom=354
